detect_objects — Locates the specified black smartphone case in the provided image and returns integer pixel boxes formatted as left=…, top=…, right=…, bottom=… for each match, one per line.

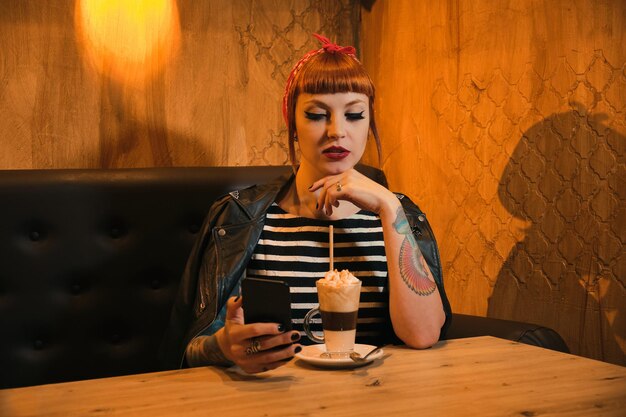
left=242, top=278, right=293, bottom=331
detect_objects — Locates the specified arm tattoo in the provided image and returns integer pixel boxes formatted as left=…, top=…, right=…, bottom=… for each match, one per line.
left=186, top=335, right=234, bottom=367
left=392, top=206, right=437, bottom=296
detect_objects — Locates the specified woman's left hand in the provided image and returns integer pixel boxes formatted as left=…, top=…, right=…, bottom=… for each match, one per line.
left=309, top=168, right=400, bottom=217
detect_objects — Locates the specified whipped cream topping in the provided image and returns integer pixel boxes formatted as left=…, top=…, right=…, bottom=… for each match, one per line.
left=318, top=269, right=360, bottom=287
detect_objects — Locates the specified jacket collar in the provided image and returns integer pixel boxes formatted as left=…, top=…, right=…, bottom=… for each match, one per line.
left=231, top=171, right=294, bottom=220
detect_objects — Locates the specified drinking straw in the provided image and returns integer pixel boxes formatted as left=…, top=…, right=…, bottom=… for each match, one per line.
left=329, top=225, right=334, bottom=271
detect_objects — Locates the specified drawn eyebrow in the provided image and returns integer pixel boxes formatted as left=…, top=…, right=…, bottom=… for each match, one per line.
left=304, top=99, right=367, bottom=108
left=344, top=99, right=367, bottom=106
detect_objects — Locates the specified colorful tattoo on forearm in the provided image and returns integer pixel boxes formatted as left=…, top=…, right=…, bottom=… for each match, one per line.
left=392, top=207, right=437, bottom=296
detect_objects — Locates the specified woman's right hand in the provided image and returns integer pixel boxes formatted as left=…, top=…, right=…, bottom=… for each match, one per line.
left=215, top=296, right=302, bottom=374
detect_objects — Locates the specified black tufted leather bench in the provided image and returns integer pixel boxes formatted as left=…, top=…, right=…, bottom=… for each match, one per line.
left=0, top=166, right=289, bottom=389
left=0, top=166, right=568, bottom=389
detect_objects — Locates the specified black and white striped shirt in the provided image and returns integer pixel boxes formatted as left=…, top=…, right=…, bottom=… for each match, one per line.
left=247, top=203, right=389, bottom=345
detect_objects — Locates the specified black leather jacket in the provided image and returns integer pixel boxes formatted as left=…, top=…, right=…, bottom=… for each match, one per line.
left=160, top=172, right=452, bottom=369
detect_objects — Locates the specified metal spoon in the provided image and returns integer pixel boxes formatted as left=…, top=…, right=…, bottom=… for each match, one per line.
left=349, top=346, right=383, bottom=363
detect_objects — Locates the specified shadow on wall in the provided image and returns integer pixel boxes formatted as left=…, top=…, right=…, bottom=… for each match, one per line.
left=488, top=106, right=625, bottom=364
left=98, top=72, right=214, bottom=168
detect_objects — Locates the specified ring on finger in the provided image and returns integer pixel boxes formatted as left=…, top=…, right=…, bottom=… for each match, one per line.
left=336, top=182, right=342, bottom=192
left=245, top=338, right=262, bottom=356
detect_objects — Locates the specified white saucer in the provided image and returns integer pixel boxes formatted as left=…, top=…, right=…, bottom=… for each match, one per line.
left=295, top=344, right=383, bottom=369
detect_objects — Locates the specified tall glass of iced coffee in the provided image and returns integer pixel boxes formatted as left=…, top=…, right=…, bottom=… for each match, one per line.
left=303, top=269, right=361, bottom=358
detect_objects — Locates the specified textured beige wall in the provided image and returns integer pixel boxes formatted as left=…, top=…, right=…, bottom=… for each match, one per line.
left=361, top=0, right=625, bottom=365
left=0, top=0, right=358, bottom=168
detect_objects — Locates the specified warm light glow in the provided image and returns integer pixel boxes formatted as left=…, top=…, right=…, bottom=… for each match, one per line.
left=75, top=0, right=180, bottom=82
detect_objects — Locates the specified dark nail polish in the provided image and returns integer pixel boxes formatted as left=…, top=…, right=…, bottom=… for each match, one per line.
left=295, top=346, right=302, bottom=353
left=277, top=324, right=285, bottom=332
left=234, top=295, right=240, bottom=302
left=315, top=202, right=318, bottom=210
left=291, top=332, right=300, bottom=341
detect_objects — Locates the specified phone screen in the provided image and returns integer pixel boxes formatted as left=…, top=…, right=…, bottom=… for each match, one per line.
left=242, top=278, right=293, bottom=331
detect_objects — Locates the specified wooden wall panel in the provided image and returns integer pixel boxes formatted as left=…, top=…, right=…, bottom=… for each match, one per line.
left=0, top=0, right=358, bottom=168
left=361, top=0, right=625, bottom=365
left=2, top=0, right=623, bottom=365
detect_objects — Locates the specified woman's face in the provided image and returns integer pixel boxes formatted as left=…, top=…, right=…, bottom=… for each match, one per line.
left=294, top=92, right=370, bottom=176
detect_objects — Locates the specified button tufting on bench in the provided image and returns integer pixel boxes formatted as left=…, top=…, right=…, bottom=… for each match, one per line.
left=70, top=283, right=83, bottom=294
left=29, top=231, right=41, bottom=241
left=33, top=339, right=44, bottom=350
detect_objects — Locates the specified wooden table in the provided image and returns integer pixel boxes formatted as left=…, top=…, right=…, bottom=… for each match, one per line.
left=1, top=336, right=624, bottom=416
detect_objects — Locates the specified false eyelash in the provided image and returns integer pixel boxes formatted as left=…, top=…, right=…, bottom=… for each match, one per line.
left=304, top=111, right=327, bottom=120
left=346, top=111, right=365, bottom=120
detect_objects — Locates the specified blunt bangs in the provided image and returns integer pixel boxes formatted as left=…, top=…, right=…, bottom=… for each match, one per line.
left=295, top=53, right=374, bottom=97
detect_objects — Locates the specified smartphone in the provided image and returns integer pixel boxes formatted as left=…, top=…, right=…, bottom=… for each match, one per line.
left=242, top=278, right=293, bottom=331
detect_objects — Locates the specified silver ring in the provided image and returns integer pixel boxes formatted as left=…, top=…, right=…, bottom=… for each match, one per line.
left=245, top=338, right=261, bottom=355
left=336, top=182, right=342, bottom=192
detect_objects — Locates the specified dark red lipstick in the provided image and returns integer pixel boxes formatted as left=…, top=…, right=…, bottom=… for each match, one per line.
left=322, top=146, right=350, bottom=160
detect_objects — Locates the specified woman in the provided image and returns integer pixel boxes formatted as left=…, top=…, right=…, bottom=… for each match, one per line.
left=161, top=34, right=451, bottom=374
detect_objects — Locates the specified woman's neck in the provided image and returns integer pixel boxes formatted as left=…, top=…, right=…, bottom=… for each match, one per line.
left=277, top=164, right=359, bottom=219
